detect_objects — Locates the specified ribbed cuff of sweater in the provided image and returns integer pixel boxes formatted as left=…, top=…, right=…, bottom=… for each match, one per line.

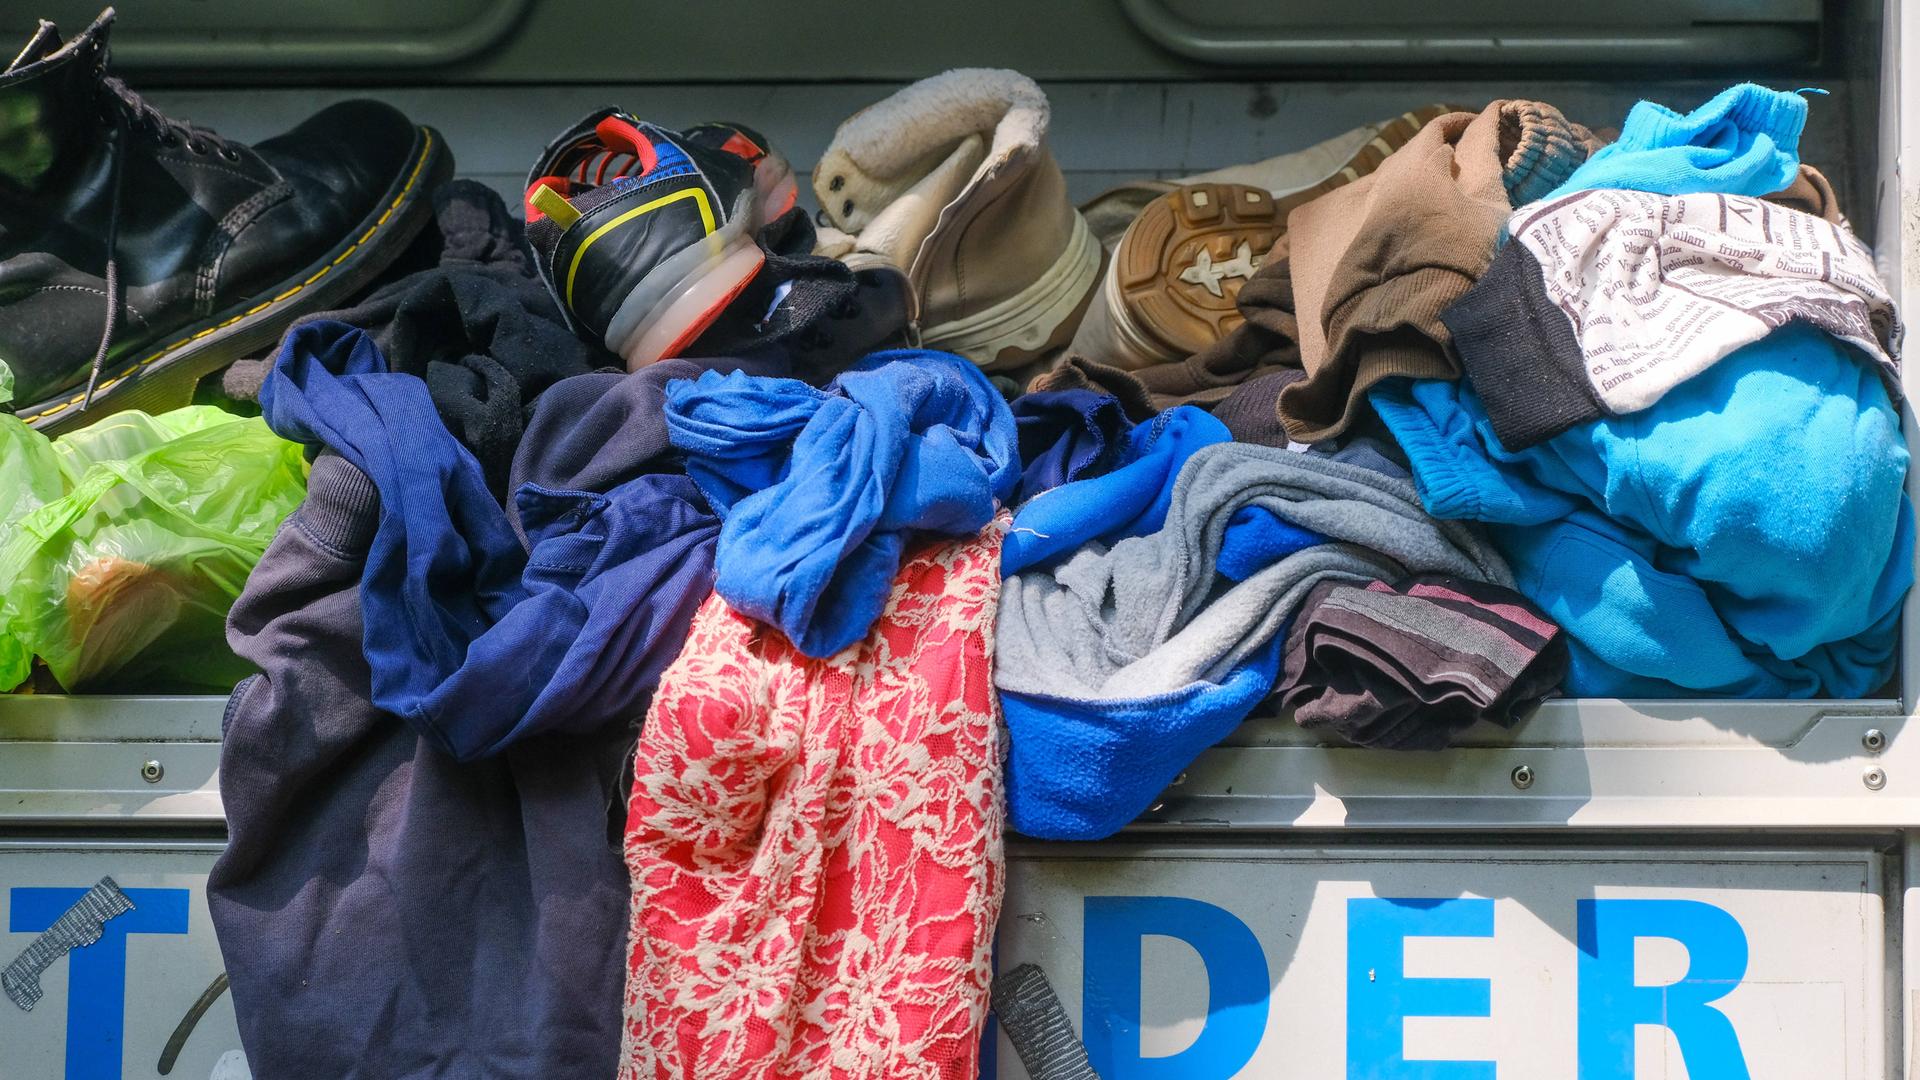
left=1499, top=100, right=1596, bottom=206
left=293, top=452, right=381, bottom=557
left=1365, top=378, right=1555, bottom=526
left=1280, top=264, right=1473, bottom=444
left=1443, top=242, right=1602, bottom=451
left=1618, top=82, right=1807, bottom=156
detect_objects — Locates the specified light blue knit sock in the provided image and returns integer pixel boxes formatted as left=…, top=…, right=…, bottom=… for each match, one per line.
left=1544, top=82, right=1809, bottom=200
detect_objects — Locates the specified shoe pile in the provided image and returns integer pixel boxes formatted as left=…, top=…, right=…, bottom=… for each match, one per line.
left=0, top=9, right=1909, bottom=1080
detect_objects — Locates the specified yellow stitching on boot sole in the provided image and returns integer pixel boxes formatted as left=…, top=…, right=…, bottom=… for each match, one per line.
left=19, top=128, right=439, bottom=424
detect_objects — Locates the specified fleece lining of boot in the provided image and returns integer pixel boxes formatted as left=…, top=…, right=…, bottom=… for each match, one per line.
left=832, top=133, right=986, bottom=271
left=812, top=67, right=1050, bottom=234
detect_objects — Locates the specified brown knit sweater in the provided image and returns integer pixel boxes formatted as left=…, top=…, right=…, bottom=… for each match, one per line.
left=1276, top=100, right=1604, bottom=443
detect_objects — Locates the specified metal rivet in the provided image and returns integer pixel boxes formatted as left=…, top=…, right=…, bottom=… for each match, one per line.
left=1864, top=728, right=1887, bottom=753
left=1510, top=764, right=1535, bottom=790
left=1148, top=801, right=1166, bottom=813
left=140, top=760, right=164, bottom=784
left=1171, top=771, right=1189, bottom=787
left=1865, top=766, right=1887, bottom=791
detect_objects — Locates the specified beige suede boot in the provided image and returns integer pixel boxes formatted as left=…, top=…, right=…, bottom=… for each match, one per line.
left=812, top=69, right=1099, bottom=372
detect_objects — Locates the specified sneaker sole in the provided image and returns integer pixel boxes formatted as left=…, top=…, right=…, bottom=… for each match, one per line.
left=922, top=209, right=1101, bottom=370
left=601, top=188, right=768, bottom=369
left=1076, top=102, right=1457, bottom=256
left=614, top=241, right=765, bottom=369
left=751, top=150, right=800, bottom=228
left=1265, top=103, right=1460, bottom=219
left=1108, top=182, right=1281, bottom=361
left=1079, top=104, right=1457, bottom=368
left=14, top=125, right=453, bottom=433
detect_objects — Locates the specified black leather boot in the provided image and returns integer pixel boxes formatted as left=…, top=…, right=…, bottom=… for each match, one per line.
left=0, top=8, right=452, bottom=431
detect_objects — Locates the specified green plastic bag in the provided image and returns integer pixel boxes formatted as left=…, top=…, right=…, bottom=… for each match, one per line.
left=0, top=406, right=309, bottom=692
left=0, top=387, right=63, bottom=685
left=0, top=361, right=64, bottom=524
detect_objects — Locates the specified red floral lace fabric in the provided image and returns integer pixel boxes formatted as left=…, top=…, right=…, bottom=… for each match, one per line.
left=620, top=521, right=1007, bottom=1080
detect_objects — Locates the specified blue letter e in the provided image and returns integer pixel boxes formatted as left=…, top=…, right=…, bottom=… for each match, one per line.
left=1083, top=896, right=1269, bottom=1078
left=1577, top=899, right=1751, bottom=1080
left=1347, top=897, right=1495, bottom=1080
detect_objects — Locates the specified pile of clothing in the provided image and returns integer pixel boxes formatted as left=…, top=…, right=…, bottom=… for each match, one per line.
left=0, top=11, right=1908, bottom=1079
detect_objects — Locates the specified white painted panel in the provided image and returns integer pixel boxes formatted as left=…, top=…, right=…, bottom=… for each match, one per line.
left=0, top=841, right=242, bottom=1080
left=995, top=844, right=1887, bottom=1080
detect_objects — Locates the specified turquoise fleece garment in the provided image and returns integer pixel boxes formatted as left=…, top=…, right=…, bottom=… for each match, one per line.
left=1546, top=83, right=1807, bottom=200
left=1370, top=323, right=1913, bottom=697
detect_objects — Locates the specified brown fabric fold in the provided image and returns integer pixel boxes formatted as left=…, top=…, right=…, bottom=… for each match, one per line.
left=1031, top=99, right=1610, bottom=425
left=1212, top=369, right=1306, bottom=446
left=1276, top=101, right=1605, bottom=443
left=1765, top=163, right=1846, bottom=224
left=1025, top=354, right=1158, bottom=419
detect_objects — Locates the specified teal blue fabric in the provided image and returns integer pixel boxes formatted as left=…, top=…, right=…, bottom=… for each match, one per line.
left=1371, top=324, right=1912, bottom=697
left=1546, top=83, right=1808, bottom=199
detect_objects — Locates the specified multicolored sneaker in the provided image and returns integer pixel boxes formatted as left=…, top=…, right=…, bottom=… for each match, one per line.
left=682, top=121, right=799, bottom=226
left=524, top=110, right=767, bottom=370
left=682, top=207, right=914, bottom=382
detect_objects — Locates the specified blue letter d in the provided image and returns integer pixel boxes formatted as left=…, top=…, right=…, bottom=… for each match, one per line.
left=1083, top=896, right=1269, bottom=1078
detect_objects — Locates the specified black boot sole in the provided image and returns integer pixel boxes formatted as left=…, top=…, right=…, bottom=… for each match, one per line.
left=13, top=124, right=455, bottom=434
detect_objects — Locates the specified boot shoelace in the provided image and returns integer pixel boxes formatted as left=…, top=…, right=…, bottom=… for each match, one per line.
left=82, top=75, right=239, bottom=409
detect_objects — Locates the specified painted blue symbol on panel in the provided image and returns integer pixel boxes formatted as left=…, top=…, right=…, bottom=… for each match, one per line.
left=11, top=885, right=190, bottom=1080
left=1578, top=898, right=1751, bottom=1080
left=1347, top=897, right=1496, bottom=1080
left=1083, top=895, right=1269, bottom=1078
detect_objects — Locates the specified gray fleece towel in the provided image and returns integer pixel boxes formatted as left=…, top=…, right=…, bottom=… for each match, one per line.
left=995, top=441, right=1514, bottom=839
left=997, top=441, right=1513, bottom=702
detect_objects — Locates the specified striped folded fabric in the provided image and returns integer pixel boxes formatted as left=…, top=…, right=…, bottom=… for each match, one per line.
left=1277, top=573, right=1569, bottom=750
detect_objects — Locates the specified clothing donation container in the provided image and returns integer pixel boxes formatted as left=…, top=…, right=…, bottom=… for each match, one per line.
left=0, top=1, right=1913, bottom=1077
